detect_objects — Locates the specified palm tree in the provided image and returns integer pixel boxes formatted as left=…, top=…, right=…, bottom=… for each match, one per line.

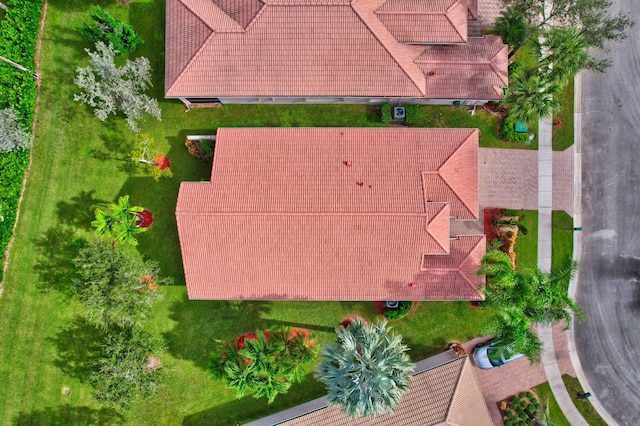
left=315, top=318, right=414, bottom=419
left=495, top=7, right=530, bottom=51
left=534, top=26, right=590, bottom=85
left=483, top=311, right=543, bottom=364
left=503, top=70, right=561, bottom=124
left=91, top=195, right=148, bottom=246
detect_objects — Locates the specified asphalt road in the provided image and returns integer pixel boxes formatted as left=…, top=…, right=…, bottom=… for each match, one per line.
left=577, top=0, right=640, bottom=424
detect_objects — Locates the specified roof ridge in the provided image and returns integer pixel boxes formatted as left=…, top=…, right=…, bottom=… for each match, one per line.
left=167, top=31, right=218, bottom=96
left=243, top=3, right=268, bottom=31
left=176, top=212, right=433, bottom=216
left=490, top=44, right=510, bottom=86
left=445, top=0, right=467, bottom=43
left=437, top=130, right=478, bottom=219
left=350, top=0, right=427, bottom=96
left=444, top=354, right=467, bottom=423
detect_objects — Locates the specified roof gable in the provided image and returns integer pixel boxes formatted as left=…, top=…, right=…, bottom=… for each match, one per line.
left=375, top=0, right=468, bottom=44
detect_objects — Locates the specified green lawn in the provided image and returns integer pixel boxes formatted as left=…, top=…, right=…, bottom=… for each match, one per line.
left=552, top=211, right=574, bottom=274
left=406, top=105, right=539, bottom=150
left=553, top=77, right=575, bottom=151
left=0, top=0, right=498, bottom=424
left=505, top=209, right=538, bottom=270
left=533, top=382, right=572, bottom=426
left=562, top=375, right=608, bottom=426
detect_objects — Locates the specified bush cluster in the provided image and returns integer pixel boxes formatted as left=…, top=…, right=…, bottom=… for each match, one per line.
left=384, top=301, right=413, bottom=320
left=78, top=6, right=144, bottom=55
left=501, top=114, right=531, bottom=143
left=404, top=104, right=419, bottom=125
left=0, top=0, right=44, bottom=281
left=380, top=102, right=392, bottom=123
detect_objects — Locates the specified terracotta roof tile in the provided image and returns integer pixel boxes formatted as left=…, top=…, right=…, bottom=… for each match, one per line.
left=416, top=36, right=509, bottom=99
left=375, top=0, right=468, bottom=43
left=166, top=0, right=508, bottom=99
left=468, top=0, right=477, bottom=20
left=258, top=356, right=493, bottom=425
left=176, top=128, right=484, bottom=301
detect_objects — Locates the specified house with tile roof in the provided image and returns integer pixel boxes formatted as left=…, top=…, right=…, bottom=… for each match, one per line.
left=175, top=127, right=486, bottom=301
left=165, top=0, right=508, bottom=107
left=244, top=351, right=494, bottom=426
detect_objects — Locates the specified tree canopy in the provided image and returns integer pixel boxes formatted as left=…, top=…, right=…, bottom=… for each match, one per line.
left=79, top=6, right=144, bottom=55
left=209, top=327, right=317, bottom=403
left=72, top=239, right=169, bottom=330
left=315, top=318, right=414, bottom=419
left=503, top=0, right=633, bottom=70
left=92, top=195, right=148, bottom=246
left=74, top=42, right=161, bottom=132
left=0, top=108, right=30, bottom=153
left=478, top=249, right=584, bottom=363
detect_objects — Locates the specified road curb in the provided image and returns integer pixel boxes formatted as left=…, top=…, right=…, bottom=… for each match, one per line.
left=567, top=72, right=620, bottom=426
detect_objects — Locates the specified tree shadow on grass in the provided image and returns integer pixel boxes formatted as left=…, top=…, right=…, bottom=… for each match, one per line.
left=48, top=316, right=105, bottom=383
left=56, top=190, right=109, bottom=231
left=182, top=372, right=326, bottom=426
left=33, top=226, right=85, bottom=296
left=14, top=405, right=124, bottom=426
left=163, top=295, right=272, bottom=370
left=401, top=336, right=448, bottom=362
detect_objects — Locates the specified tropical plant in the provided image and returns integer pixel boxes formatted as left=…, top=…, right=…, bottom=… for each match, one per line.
left=315, top=318, right=414, bottom=418
left=209, top=327, right=317, bottom=403
left=130, top=133, right=173, bottom=180
left=72, top=239, right=168, bottom=330
left=503, top=70, right=560, bottom=124
left=478, top=250, right=584, bottom=363
left=534, top=26, right=590, bottom=85
left=89, top=326, right=164, bottom=411
left=494, top=6, right=529, bottom=48
left=503, top=0, right=633, bottom=70
left=79, top=6, right=144, bottom=55
left=92, top=195, right=148, bottom=246
left=74, top=42, right=161, bottom=132
left=0, top=108, right=31, bottom=153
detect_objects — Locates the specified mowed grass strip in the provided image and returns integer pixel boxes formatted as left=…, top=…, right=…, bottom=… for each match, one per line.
left=0, top=0, right=494, bottom=424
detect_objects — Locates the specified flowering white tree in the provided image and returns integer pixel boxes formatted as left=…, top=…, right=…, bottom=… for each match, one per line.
left=0, top=108, right=30, bottom=153
left=74, top=42, right=161, bottom=132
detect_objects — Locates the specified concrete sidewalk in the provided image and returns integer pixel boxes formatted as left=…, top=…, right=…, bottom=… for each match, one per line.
left=536, top=83, right=588, bottom=425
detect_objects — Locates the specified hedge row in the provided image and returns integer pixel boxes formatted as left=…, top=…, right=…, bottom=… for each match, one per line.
left=0, top=0, right=45, bottom=280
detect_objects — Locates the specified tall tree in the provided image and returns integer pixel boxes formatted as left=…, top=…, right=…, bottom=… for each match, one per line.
left=209, top=327, right=317, bottom=403
left=72, top=239, right=169, bottom=330
left=315, top=318, right=414, bottom=419
left=74, top=42, right=161, bottom=132
left=503, top=70, right=560, bottom=124
left=504, top=0, right=633, bottom=69
left=478, top=250, right=584, bottom=363
left=534, top=26, right=591, bottom=85
left=89, top=326, right=164, bottom=411
left=79, top=6, right=144, bottom=55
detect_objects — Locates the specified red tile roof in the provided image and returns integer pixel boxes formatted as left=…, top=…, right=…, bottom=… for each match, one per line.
left=374, top=0, right=468, bottom=44
left=176, top=128, right=485, bottom=300
left=417, top=36, right=509, bottom=99
left=165, top=0, right=508, bottom=99
left=247, top=354, right=494, bottom=426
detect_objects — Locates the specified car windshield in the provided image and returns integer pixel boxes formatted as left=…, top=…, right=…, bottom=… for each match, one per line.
left=487, top=346, right=515, bottom=366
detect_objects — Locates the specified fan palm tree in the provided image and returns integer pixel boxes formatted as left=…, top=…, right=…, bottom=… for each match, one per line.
left=503, top=70, right=561, bottom=124
left=495, top=6, right=530, bottom=51
left=534, top=26, right=590, bottom=85
left=315, top=318, right=414, bottom=419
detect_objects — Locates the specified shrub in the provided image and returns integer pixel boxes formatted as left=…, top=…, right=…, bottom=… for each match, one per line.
left=79, top=6, right=144, bottom=55
left=384, top=301, right=413, bottom=320
left=527, top=403, right=535, bottom=412
left=0, top=0, right=44, bottom=281
left=0, top=108, right=31, bottom=153
left=502, top=114, right=531, bottom=143
left=511, top=396, right=520, bottom=405
left=508, top=60, right=523, bottom=77
left=504, top=421, right=513, bottom=426
left=200, top=139, right=214, bottom=157
left=380, top=102, right=392, bottom=123
left=404, top=104, right=419, bottom=125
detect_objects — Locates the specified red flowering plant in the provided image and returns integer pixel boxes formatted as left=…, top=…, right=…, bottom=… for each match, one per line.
left=209, top=326, right=317, bottom=403
left=130, top=133, right=173, bottom=180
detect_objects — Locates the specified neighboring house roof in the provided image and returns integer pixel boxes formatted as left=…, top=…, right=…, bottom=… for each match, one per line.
left=245, top=352, right=494, bottom=426
left=176, top=128, right=486, bottom=301
left=165, top=0, right=507, bottom=99
left=468, top=0, right=477, bottom=20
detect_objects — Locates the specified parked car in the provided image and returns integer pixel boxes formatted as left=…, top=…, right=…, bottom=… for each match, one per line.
left=472, top=339, right=524, bottom=369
